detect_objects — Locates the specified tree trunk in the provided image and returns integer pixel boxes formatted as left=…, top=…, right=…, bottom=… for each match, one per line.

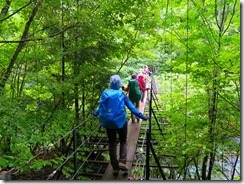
left=74, top=34, right=80, bottom=123
left=60, top=0, right=66, bottom=150
left=231, top=153, right=239, bottom=180
left=0, top=2, right=40, bottom=92
left=194, top=157, right=201, bottom=180
left=82, top=81, right=85, bottom=120
left=73, top=0, right=80, bottom=124
left=202, top=154, right=208, bottom=180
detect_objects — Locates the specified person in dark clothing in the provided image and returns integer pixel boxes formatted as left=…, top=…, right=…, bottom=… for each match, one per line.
left=122, top=74, right=141, bottom=123
left=93, top=75, right=150, bottom=176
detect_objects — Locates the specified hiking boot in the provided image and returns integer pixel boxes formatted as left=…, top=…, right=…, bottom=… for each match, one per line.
left=118, top=163, right=128, bottom=171
left=113, top=169, right=119, bottom=176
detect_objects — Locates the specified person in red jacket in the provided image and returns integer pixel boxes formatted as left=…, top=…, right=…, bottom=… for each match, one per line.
left=137, top=74, right=149, bottom=102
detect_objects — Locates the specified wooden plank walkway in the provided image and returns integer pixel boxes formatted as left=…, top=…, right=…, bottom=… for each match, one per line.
left=101, top=91, right=148, bottom=181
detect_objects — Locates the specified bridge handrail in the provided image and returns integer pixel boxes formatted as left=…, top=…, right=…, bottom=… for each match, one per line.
left=10, top=116, right=91, bottom=177
left=47, top=122, right=101, bottom=180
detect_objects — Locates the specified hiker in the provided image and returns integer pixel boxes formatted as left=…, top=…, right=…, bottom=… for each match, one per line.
left=137, top=73, right=150, bottom=102
left=122, top=74, right=141, bottom=123
left=93, top=75, right=150, bottom=176
left=145, top=65, right=152, bottom=76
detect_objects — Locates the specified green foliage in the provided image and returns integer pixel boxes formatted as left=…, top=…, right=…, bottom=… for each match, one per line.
left=0, top=0, right=239, bottom=181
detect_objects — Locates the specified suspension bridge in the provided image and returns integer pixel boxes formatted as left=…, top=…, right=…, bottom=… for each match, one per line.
left=3, top=74, right=178, bottom=181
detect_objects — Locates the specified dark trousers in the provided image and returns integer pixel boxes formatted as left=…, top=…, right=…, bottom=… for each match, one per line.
left=140, top=91, right=145, bottom=102
left=106, top=123, right=127, bottom=170
left=131, top=101, right=140, bottom=122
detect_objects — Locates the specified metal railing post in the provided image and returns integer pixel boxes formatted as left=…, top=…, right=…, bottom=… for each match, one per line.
left=73, top=126, right=77, bottom=180
left=146, top=129, right=150, bottom=180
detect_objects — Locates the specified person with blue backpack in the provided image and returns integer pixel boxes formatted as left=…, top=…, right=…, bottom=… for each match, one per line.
left=93, top=74, right=150, bottom=176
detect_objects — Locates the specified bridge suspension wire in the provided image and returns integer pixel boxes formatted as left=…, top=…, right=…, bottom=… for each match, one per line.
left=131, top=114, right=150, bottom=180
left=131, top=81, right=163, bottom=180
left=47, top=122, right=101, bottom=180
left=138, top=123, right=149, bottom=180
left=70, top=128, right=106, bottom=180
left=47, top=117, right=91, bottom=150
left=11, top=117, right=90, bottom=176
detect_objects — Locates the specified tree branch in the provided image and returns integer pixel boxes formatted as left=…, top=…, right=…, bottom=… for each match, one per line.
left=231, top=153, right=239, bottom=180
left=0, top=24, right=77, bottom=43
left=0, top=38, right=42, bottom=43
left=191, top=0, right=218, bottom=44
left=0, top=1, right=41, bottom=91
left=215, top=0, right=221, bottom=30
left=117, top=30, right=139, bottom=73
left=217, top=92, right=240, bottom=111
left=222, top=0, right=238, bottom=36
left=0, top=0, right=32, bottom=23
left=1, top=0, right=11, bottom=15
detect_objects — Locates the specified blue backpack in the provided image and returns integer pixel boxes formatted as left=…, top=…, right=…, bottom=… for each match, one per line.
left=98, top=89, right=126, bottom=129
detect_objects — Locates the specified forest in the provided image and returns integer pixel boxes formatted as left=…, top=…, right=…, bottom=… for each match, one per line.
left=0, top=0, right=240, bottom=181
